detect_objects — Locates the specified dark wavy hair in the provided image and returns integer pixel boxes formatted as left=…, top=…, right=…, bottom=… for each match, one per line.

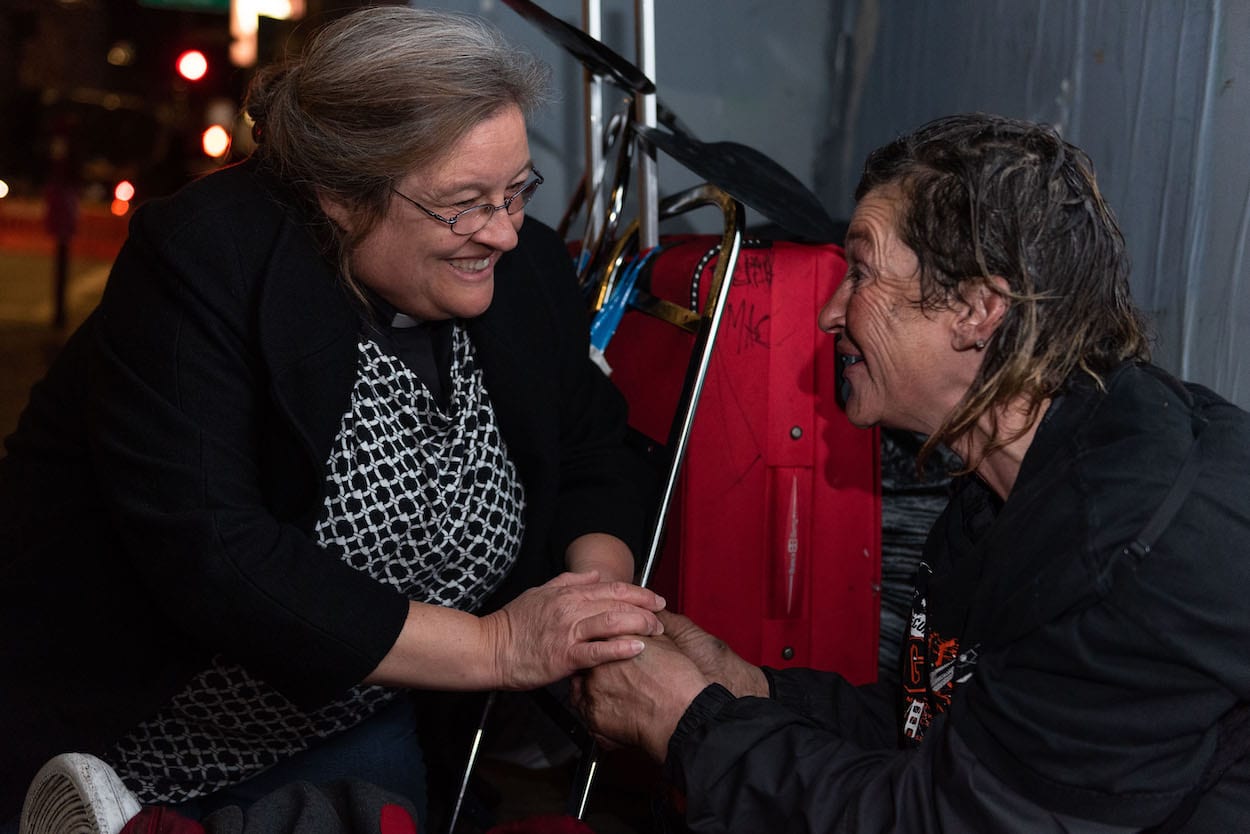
left=856, top=113, right=1150, bottom=465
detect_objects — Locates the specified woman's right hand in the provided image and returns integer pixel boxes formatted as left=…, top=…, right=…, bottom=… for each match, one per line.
left=481, top=570, right=666, bottom=690
left=659, top=610, right=769, bottom=698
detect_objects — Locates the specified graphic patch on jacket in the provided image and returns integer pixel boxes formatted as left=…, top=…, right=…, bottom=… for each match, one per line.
left=900, top=561, right=980, bottom=743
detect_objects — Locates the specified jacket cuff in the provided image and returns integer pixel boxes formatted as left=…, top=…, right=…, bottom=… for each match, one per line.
left=764, top=666, right=829, bottom=719
left=667, top=684, right=735, bottom=755
left=761, top=666, right=780, bottom=699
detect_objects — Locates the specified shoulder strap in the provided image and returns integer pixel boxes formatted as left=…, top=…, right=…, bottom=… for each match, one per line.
left=1120, top=424, right=1203, bottom=562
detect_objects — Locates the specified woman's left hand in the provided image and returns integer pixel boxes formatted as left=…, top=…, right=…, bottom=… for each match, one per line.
left=481, top=570, right=666, bottom=690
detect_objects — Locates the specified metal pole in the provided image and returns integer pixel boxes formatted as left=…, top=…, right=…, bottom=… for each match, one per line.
left=445, top=691, right=495, bottom=834
left=634, top=0, right=659, bottom=251
left=583, top=0, right=605, bottom=244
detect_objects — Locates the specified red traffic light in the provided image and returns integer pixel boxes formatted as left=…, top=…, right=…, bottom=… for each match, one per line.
left=176, top=50, right=208, bottom=82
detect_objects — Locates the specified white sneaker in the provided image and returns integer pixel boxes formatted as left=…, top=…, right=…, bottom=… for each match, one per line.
left=19, top=753, right=142, bottom=834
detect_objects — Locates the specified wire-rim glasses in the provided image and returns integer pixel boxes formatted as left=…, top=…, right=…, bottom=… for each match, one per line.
left=391, top=168, right=544, bottom=236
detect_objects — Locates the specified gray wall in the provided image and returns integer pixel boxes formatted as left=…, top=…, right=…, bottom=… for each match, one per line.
left=425, top=0, right=1249, bottom=409
left=824, top=0, right=1250, bottom=409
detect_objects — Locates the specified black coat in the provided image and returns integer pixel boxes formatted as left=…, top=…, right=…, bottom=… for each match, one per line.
left=664, top=362, right=1250, bottom=832
left=0, top=160, right=647, bottom=816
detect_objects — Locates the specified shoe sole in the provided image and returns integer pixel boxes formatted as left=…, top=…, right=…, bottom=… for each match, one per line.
left=20, top=753, right=142, bottom=834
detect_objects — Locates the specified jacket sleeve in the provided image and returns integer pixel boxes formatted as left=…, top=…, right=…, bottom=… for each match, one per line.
left=85, top=184, right=408, bottom=708
left=665, top=684, right=1143, bottom=834
left=765, top=667, right=896, bottom=745
left=666, top=581, right=1237, bottom=834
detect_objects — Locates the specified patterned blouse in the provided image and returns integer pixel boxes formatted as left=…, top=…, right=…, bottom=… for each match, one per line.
left=109, top=322, right=526, bottom=803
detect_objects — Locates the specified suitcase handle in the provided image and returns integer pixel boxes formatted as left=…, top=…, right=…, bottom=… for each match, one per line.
left=593, top=184, right=741, bottom=330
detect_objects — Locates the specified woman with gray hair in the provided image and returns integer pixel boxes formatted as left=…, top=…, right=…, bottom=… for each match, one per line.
left=576, top=113, right=1250, bottom=832
left=0, top=5, right=663, bottom=827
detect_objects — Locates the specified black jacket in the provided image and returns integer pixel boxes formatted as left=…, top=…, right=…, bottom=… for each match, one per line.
left=0, top=160, right=647, bottom=816
left=665, top=362, right=1250, bottom=832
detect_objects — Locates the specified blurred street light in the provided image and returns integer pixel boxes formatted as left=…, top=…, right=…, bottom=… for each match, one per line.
left=230, top=0, right=304, bottom=67
left=176, top=49, right=209, bottom=82
left=201, top=124, right=230, bottom=158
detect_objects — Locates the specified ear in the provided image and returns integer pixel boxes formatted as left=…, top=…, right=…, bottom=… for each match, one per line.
left=952, top=275, right=1010, bottom=351
left=317, top=191, right=355, bottom=233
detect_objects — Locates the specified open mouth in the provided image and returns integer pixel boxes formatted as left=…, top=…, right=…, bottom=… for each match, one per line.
left=834, top=337, right=863, bottom=411
left=450, top=256, right=493, bottom=273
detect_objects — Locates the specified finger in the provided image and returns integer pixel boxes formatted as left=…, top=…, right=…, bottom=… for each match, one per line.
left=586, top=580, right=667, bottom=613
left=657, top=609, right=696, bottom=631
left=546, top=570, right=601, bottom=588
left=568, top=636, right=646, bottom=668
left=574, top=606, right=663, bottom=641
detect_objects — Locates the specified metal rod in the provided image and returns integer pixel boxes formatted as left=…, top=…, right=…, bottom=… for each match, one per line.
left=640, top=187, right=745, bottom=588
left=583, top=0, right=605, bottom=244
left=573, top=748, right=600, bottom=820
left=446, top=691, right=496, bottom=834
left=634, top=0, right=659, bottom=251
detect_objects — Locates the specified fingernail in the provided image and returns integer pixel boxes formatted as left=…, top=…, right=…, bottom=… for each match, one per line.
left=655, top=595, right=666, bottom=608
left=630, top=640, right=645, bottom=653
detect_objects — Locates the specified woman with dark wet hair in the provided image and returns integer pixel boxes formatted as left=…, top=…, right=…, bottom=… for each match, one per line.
left=578, top=113, right=1250, bottom=833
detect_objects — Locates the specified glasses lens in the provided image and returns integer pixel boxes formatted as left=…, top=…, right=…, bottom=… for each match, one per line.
left=506, top=173, right=543, bottom=216
left=449, top=171, right=543, bottom=235
left=451, top=205, right=492, bottom=236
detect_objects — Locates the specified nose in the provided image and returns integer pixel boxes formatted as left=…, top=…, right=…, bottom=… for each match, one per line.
left=818, top=273, right=853, bottom=333
left=470, top=206, right=521, bottom=251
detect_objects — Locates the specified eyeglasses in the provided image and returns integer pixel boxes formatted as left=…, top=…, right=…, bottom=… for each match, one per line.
left=391, top=168, right=544, bottom=236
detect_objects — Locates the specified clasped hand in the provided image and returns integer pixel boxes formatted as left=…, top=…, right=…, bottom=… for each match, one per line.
left=482, top=570, right=666, bottom=690
left=572, top=610, right=769, bottom=762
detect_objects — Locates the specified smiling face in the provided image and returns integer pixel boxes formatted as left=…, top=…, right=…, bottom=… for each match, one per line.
left=819, top=186, right=985, bottom=436
left=323, top=104, right=533, bottom=320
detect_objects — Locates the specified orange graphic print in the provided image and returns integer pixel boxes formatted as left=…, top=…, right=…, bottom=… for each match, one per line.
left=899, top=561, right=976, bottom=744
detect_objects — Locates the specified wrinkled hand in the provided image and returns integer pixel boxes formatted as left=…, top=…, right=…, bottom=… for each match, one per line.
left=659, top=610, right=769, bottom=698
left=482, top=571, right=665, bottom=691
left=572, top=633, right=711, bottom=762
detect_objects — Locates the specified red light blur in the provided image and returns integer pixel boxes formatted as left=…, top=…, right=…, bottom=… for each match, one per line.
left=176, top=50, right=208, bottom=82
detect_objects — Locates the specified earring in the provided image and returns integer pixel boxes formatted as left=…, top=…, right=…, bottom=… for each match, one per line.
left=975, top=339, right=986, bottom=350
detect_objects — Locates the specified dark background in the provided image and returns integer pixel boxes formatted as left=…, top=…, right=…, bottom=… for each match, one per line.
left=0, top=0, right=384, bottom=205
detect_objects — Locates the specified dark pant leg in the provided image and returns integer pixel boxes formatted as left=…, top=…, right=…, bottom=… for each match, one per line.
left=170, top=695, right=428, bottom=830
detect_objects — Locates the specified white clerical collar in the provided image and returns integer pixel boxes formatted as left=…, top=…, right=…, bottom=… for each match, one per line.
left=391, top=312, right=421, bottom=329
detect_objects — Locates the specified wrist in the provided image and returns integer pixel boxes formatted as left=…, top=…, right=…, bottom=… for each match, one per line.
left=734, top=665, right=770, bottom=699
left=477, top=608, right=512, bottom=689
left=364, top=602, right=503, bottom=691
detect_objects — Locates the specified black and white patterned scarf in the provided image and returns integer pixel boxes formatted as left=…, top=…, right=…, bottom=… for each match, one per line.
left=109, top=324, right=525, bottom=803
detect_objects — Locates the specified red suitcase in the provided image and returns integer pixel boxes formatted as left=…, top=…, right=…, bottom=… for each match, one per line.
left=603, top=235, right=881, bottom=683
